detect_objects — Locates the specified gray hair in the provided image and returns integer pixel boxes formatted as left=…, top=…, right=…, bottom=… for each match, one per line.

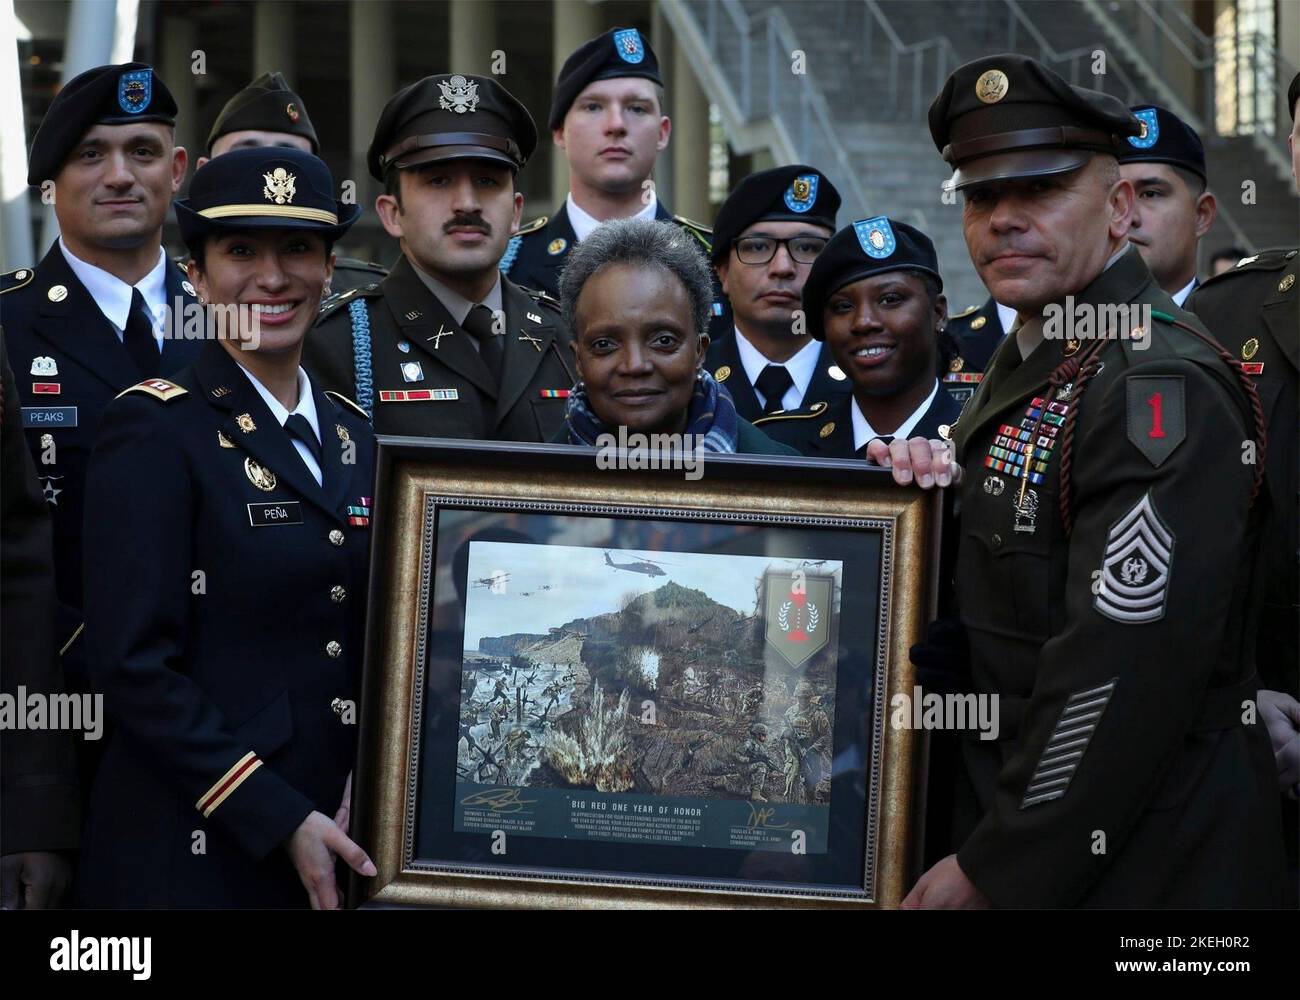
left=559, top=217, right=713, bottom=338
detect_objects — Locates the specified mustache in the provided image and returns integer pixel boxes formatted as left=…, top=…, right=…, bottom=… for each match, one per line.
left=444, top=215, right=491, bottom=235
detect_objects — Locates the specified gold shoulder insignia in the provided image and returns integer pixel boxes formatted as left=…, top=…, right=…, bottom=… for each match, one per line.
left=116, top=378, right=189, bottom=402
left=752, top=401, right=829, bottom=425
left=951, top=304, right=979, bottom=319
left=325, top=389, right=369, bottom=421
left=673, top=215, right=713, bottom=250
left=1, top=267, right=36, bottom=294
left=515, top=216, right=549, bottom=237
left=527, top=287, right=563, bottom=312
left=318, top=286, right=363, bottom=320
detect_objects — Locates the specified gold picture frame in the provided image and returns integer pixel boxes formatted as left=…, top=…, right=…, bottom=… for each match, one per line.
left=350, top=440, right=940, bottom=909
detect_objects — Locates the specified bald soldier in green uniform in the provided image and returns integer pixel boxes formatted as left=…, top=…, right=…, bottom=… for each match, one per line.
left=888, top=55, right=1283, bottom=908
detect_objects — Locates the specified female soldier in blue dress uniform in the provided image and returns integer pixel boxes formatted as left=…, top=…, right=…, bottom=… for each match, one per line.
left=75, top=147, right=377, bottom=908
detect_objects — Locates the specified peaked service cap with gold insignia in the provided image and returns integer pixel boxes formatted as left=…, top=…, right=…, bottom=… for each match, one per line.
left=800, top=217, right=942, bottom=341
left=174, top=147, right=359, bottom=251
left=928, top=53, right=1141, bottom=191
left=206, top=71, right=319, bottom=155
left=27, top=62, right=177, bottom=186
left=367, top=74, right=537, bottom=180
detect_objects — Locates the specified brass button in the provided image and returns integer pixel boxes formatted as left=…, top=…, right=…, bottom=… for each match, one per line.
left=331, top=585, right=347, bottom=603
left=331, top=697, right=345, bottom=716
left=991, top=533, right=1003, bottom=550
left=329, top=529, right=344, bottom=546
left=326, top=641, right=342, bottom=658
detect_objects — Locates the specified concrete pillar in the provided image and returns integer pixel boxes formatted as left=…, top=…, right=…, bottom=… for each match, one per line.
left=160, top=16, right=198, bottom=169
left=449, top=0, right=496, bottom=77
left=253, top=1, right=294, bottom=80
left=350, top=1, right=397, bottom=190
left=651, top=2, right=674, bottom=209
left=670, top=37, right=711, bottom=222
left=38, top=0, right=122, bottom=250
left=550, top=0, right=600, bottom=207
left=0, top=0, right=33, bottom=269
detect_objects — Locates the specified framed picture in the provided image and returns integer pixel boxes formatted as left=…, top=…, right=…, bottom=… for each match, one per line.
left=350, top=439, right=941, bottom=908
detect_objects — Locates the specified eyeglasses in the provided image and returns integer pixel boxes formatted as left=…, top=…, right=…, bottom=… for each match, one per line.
left=733, top=235, right=829, bottom=265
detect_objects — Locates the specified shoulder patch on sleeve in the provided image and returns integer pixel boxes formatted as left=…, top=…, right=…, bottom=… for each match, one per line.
left=325, top=389, right=369, bottom=421
left=1093, top=492, right=1174, bottom=624
left=752, top=401, right=828, bottom=425
left=515, top=216, right=549, bottom=237
left=116, top=378, right=189, bottom=402
left=950, top=304, right=979, bottom=319
left=1125, top=375, right=1185, bottom=467
left=2, top=267, right=36, bottom=295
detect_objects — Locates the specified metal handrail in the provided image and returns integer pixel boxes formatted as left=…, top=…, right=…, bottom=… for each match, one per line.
left=862, top=1, right=959, bottom=119
left=1003, top=0, right=1144, bottom=104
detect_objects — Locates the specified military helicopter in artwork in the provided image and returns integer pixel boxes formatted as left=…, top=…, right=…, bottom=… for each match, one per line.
left=603, top=551, right=678, bottom=577
left=471, top=572, right=511, bottom=589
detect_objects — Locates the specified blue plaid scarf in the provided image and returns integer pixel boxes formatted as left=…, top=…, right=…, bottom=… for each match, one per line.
left=564, top=369, right=740, bottom=453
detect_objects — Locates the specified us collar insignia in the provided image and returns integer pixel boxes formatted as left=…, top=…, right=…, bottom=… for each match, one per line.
left=336, top=424, right=350, bottom=442
left=263, top=167, right=297, bottom=205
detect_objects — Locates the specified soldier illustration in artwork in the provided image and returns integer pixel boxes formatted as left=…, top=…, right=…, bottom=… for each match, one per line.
left=782, top=715, right=810, bottom=802
left=741, top=680, right=765, bottom=717
left=734, top=724, right=778, bottom=802
left=472, top=741, right=507, bottom=784
left=660, top=733, right=718, bottom=792
left=538, top=678, right=566, bottom=720
left=489, top=699, right=510, bottom=739
left=503, top=728, right=534, bottom=775
left=782, top=680, right=831, bottom=757
left=490, top=675, right=511, bottom=708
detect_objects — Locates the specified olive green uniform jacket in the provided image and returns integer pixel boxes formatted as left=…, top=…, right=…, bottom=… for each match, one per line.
left=948, top=247, right=1283, bottom=907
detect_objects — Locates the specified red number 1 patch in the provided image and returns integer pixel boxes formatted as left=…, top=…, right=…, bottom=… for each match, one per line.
left=1146, top=392, right=1165, bottom=439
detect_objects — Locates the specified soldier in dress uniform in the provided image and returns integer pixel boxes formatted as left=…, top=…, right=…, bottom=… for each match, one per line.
left=755, top=217, right=962, bottom=457
left=2, top=63, right=202, bottom=791
left=195, top=70, right=389, bottom=294
left=502, top=26, right=725, bottom=334
left=893, top=54, right=1283, bottom=908
left=75, top=147, right=376, bottom=908
left=704, top=165, right=848, bottom=421
left=303, top=74, right=576, bottom=441
left=1116, top=104, right=1216, bottom=306
left=1185, top=72, right=1300, bottom=903
left=942, top=298, right=1012, bottom=404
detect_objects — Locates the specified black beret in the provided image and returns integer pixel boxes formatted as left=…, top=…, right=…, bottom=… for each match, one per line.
left=1115, top=105, right=1206, bottom=182
left=367, top=74, right=536, bottom=181
left=207, top=71, right=318, bottom=155
left=1289, top=71, right=1299, bottom=121
left=711, top=165, right=840, bottom=262
left=549, top=27, right=662, bottom=131
left=801, top=218, right=942, bottom=341
left=27, top=63, right=177, bottom=186
left=929, top=53, right=1140, bottom=190
left=174, top=147, right=359, bottom=252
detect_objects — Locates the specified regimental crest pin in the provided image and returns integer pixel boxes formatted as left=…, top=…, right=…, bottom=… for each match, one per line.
left=286, top=102, right=300, bottom=122
left=613, top=28, right=646, bottom=64
left=784, top=175, right=818, bottom=213
left=547, top=238, right=567, bottom=256
left=438, top=74, right=480, bottom=114
left=1241, top=337, right=1259, bottom=361
left=336, top=424, right=350, bottom=442
left=763, top=570, right=834, bottom=668
left=30, top=356, right=57, bottom=377
left=1128, top=108, right=1159, bottom=149
left=236, top=413, right=257, bottom=433
left=263, top=167, right=297, bottom=205
left=854, top=216, right=896, bottom=259
left=118, top=69, right=152, bottom=114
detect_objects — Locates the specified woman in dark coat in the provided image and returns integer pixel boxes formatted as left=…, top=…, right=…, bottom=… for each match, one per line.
left=76, top=147, right=376, bottom=908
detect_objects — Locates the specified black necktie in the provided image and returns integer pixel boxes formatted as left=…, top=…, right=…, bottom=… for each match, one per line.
left=463, top=304, right=504, bottom=383
left=755, top=364, right=794, bottom=415
left=285, top=413, right=322, bottom=466
left=123, top=288, right=160, bottom=378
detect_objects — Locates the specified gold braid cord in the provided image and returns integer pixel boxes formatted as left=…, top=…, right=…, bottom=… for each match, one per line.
left=1053, top=324, right=1268, bottom=538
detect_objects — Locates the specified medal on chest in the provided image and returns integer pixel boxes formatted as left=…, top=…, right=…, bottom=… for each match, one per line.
left=981, top=383, right=1074, bottom=535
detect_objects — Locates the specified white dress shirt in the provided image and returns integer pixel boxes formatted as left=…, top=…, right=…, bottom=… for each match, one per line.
left=237, top=363, right=323, bottom=486
left=1171, top=277, right=1196, bottom=307
left=851, top=380, right=940, bottom=451
left=566, top=191, right=658, bottom=243
left=995, top=302, right=1018, bottom=337
left=59, top=239, right=168, bottom=347
left=732, top=327, right=822, bottom=413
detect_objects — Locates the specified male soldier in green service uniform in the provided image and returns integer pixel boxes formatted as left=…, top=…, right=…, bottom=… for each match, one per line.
left=883, top=54, right=1283, bottom=908
left=303, top=75, right=576, bottom=440
left=195, top=71, right=388, bottom=294
left=1185, top=72, right=1299, bottom=903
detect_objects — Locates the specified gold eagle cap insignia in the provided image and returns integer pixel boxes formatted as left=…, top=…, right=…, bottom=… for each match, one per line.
left=263, top=167, right=296, bottom=205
